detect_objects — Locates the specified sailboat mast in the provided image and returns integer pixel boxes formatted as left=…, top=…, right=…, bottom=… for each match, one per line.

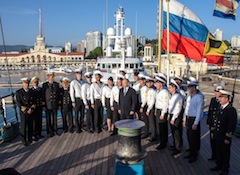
left=105, top=0, right=108, bottom=55
left=157, top=0, right=163, bottom=73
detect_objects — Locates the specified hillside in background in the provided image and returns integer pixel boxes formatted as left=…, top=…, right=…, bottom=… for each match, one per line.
left=0, top=45, right=32, bottom=52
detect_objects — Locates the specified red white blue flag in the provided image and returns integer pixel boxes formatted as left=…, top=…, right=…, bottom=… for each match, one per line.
left=213, top=0, right=239, bottom=20
left=162, top=0, right=227, bottom=65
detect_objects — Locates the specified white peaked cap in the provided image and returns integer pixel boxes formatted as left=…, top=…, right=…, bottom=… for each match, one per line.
left=155, top=76, right=166, bottom=84
left=94, top=70, right=103, bottom=77
left=116, top=74, right=125, bottom=79
left=170, top=78, right=179, bottom=89
left=84, top=72, right=93, bottom=77
left=145, top=76, right=154, bottom=82
left=174, top=75, right=183, bottom=82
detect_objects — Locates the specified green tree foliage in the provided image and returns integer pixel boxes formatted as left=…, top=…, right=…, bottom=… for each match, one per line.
left=86, top=46, right=103, bottom=59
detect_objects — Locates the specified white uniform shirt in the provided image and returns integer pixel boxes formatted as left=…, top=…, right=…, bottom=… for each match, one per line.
left=155, top=87, right=169, bottom=116
left=183, top=91, right=204, bottom=125
left=81, top=82, right=91, bottom=106
left=132, top=82, right=141, bottom=94
left=140, top=85, right=148, bottom=108
left=146, top=88, right=156, bottom=113
left=169, top=92, right=183, bottom=121
left=70, top=79, right=84, bottom=103
left=90, top=82, right=105, bottom=105
left=110, top=86, right=121, bottom=106
left=102, top=85, right=113, bottom=107
left=177, top=88, right=186, bottom=104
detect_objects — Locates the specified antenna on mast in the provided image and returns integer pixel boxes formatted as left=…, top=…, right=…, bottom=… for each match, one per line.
left=39, top=0, right=43, bottom=37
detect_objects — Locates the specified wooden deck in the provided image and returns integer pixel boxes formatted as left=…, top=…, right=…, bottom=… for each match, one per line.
left=0, top=116, right=240, bottom=175
left=1, top=83, right=240, bottom=175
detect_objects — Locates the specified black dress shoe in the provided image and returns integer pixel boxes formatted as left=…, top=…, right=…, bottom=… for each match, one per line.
left=208, top=157, right=216, bottom=161
left=184, top=154, right=192, bottom=159
left=110, top=132, right=117, bottom=136
left=210, top=166, right=222, bottom=171
left=185, top=148, right=190, bottom=152
left=219, top=171, right=228, bottom=175
left=49, top=133, right=55, bottom=137
left=171, top=150, right=181, bottom=156
left=69, top=129, right=74, bottom=133
left=141, top=134, right=148, bottom=139
left=147, top=138, right=157, bottom=142
left=38, top=135, right=44, bottom=139
left=32, top=137, right=39, bottom=142
left=188, top=157, right=197, bottom=163
left=56, top=131, right=61, bottom=136
left=156, top=144, right=166, bottom=150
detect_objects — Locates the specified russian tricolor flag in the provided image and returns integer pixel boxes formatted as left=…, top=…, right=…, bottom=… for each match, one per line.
left=162, top=0, right=227, bottom=65
left=213, top=0, right=239, bottom=20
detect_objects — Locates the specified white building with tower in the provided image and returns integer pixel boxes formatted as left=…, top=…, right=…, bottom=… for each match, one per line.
left=231, top=36, right=240, bottom=48
left=86, top=31, right=102, bottom=55
left=65, top=42, right=72, bottom=52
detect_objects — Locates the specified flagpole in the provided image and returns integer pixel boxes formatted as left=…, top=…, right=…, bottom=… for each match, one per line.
left=157, top=0, right=163, bottom=73
left=230, top=54, right=240, bottom=104
left=166, top=0, right=170, bottom=86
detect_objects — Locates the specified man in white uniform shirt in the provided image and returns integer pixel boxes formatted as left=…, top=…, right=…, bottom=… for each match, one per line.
left=174, top=75, right=186, bottom=102
left=110, top=74, right=124, bottom=135
left=168, top=79, right=183, bottom=157
left=90, top=70, right=105, bottom=133
left=183, top=77, right=204, bottom=163
left=82, top=72, right=94, bottom=133
left=144, top=76, right=156, bottom=142
left=70, top=68, right=85, bottom=133
left=155, top=76, right=169, bottom=150
left=102, top=77, right=114, bottom=132
left=132, top=71, right=141, bottom=119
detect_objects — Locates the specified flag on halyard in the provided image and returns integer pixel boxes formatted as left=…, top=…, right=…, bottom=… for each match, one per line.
left=162, top=0, right=227, bottom=65
left=213, top=0, right=240, bottom=20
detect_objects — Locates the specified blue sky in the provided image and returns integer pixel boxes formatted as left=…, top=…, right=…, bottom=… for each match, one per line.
left=0, top=0, right=239, bottom=46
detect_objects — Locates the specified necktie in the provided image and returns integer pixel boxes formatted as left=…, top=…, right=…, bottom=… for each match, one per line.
left=124, top=88, right=126, bottom=96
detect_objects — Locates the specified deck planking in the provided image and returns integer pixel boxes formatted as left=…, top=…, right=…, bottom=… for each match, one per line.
left=0, top=116, right=240, bottom=175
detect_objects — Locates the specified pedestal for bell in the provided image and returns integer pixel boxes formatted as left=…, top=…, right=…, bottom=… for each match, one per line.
left=114, top=119, right=146, bottom=175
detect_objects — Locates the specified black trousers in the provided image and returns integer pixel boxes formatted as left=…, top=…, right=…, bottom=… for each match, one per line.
left=32, top=107, right=42, bottom=137
left=169, top=114, right=183, bottom=151
left=46, top=109, right=58, bottom=134
left=62, top=109, right=73, bottom=132
left=215, top=139, right=231, bottom=172
left=94, top=99, right=103, bottom=131
left=113, top=101, right=120, bottom=124
left=156, top=109, right=168, bottom=146
left=210, top=130, right=216, bottom=159
left=74, top=98, right=85, bottom=132
left=142, top=105, right=148, bottom=135
left=186, top=116, right=201, bottom=158
left=86, top=100, right=94, bottom=131
left=105, top=98, right=113, bottom=120
left=20, top=112, right=33, bottom=143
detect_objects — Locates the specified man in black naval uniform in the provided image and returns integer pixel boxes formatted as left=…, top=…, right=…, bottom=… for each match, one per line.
left=59, top=77, right=73, bottom=133
left=42, top=72, right=60, bottom=137
left=210, top=90, right=237, bottom=175
left=31, top=76, right=44, bottom=140
left=206, top=85, right=223, bottom=161
left=16, top=77, right=36, bottom=146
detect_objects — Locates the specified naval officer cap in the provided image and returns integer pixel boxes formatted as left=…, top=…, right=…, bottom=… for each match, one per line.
left=46, top=72, right=55, bottom=77
left=213, top=84, right=224, bottom=92
left=145, top=76, right=154, bottom=82
left=187, top=77, right=199, bottom=86
left=174, top=75, right=183, bottom=82
left=31, top=76, right=40, bottom=83
left=84, top=72, right=93, bottom=78
left=118, top=68, right=126, bottom=74
left=21, top=77, right=31, bottom=84
left=155, top=76, right=166, bottom=84
left=138, top=73, right=146, bottom=80
left=94, top=70, right=103, bottom=77
left=154, top=73, right=167, bottom=81
left=219, top=90, right=232, bottom=97
left=116, top=74, right=125, bottom=80
left=75, top=68, right=83, bottom=74
left=170, top=78, right=179, bottom=89
left=61, top=77, right=70, bottom=84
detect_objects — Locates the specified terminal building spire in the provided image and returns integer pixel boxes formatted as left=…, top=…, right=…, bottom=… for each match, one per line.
left=31, top=0, right=48, bottom=53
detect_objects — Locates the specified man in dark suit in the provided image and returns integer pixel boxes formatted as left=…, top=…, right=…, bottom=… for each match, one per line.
left=119, top=78, right=137, bottom=119
left=210, top=90, right=237, bottom=175
left=42, top=72, right=60, bottom=137
left=206, top=85, right=223, bottom=161
left=16, top=78, right=36, bottom=146
left=59, top=77, right=73, bottom=133
left=31, top=76, right=44, bottom=140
